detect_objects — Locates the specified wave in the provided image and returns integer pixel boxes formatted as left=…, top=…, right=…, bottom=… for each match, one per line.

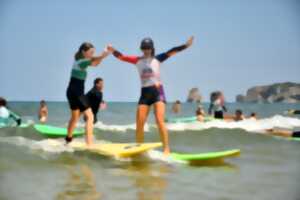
left=166, top=115, right=300, bottom=132
left=72, top=115, right=300, bottom=133
left=147, top=150, right=185, bottom=164
left=0, top=136, right=74, bottom=153
left=77, top=121, right=150, bottom=133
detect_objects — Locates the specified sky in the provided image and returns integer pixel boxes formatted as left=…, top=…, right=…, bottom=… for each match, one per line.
left=1, top=0, right=300, bottom=102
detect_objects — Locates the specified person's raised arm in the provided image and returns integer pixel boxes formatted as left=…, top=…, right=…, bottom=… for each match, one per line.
left=9, top=111, right=21, bottom=126
left=156, top=36, right=194, bottom=63
left=90, top=48, right=111, bottom=66
left=107, top=45, right=138, bottom=64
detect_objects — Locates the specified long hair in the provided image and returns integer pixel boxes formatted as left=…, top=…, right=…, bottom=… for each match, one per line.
left=75, top=42, right=94, bottom=60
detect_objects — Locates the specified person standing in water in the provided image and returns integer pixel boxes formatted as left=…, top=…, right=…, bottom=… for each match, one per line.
left=195, top=106, right=206, bottom=122
left=66, top=42, right=110, bottom=145
left=172, top=100, right=181, bottom=114
left=249, top=112, right=257, bottom=120
left=287, top=110, right=300, bottom=115
left=107, top=36, right=194, bottom=155
left=208, top=91, right=227, bottom=119
left=38, top=100, right=48, bottom=123
left=86, top=78, right=104, bottom=124
left=0, top=97, right=22, bottom=126
left=266, top=129, right=300, bottom=138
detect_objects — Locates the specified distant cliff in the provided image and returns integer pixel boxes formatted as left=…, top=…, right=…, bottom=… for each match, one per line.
left=236, top=82, right=300, bottom=103
left=187, top=87, right=202, bottom=103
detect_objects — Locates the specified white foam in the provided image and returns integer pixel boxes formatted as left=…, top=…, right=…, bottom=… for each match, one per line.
left=147, top=150, right=186, bottom=164
left=76, top=121, right=150, bottom=133
left=62, top=115, right=300, bottom=134
left=166, top=115, right=300, bottom=133
left=0, top=136, right=117, bottom=155
left=0, top=137, right=73, bottom=153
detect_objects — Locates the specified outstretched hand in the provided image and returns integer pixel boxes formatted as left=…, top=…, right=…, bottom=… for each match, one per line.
left=186, top=36, right=194, bottom=48
left=106, top=44, right=115, bottom=53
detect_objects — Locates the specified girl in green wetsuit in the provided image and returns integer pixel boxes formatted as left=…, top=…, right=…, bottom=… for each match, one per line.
left=66, top=43, right=110, bottom=146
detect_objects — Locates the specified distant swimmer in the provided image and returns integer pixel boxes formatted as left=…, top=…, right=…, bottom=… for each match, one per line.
left=38, top=100, right=48, bottom=123
left=86, top=78, right=104, bottom=124
left=287, top=109, right=300, bottom=115
left=249, top=112, right=257, bottom=120
left=172, top=100, right=181, bottom=114
left=195, top=106, right=205, bottom=122
left=224, top=109, right=245, bottom=122
left=234, top=109, right=245, bottom=121
left=108, top=36, right=194, bottom=155
left=65, top=42, right=110, bottom=145
left=266, top=129, right=300, bottom=138
left=208, top=91, right=227, bottom=119
left=0, top=97, right=22, bottom=126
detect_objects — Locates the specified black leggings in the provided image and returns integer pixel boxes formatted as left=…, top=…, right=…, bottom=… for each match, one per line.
left=214, top=111, right=224, bottom=119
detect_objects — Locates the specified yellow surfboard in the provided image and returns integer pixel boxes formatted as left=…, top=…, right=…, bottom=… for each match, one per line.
left=69, top=142, right=162, bottom=158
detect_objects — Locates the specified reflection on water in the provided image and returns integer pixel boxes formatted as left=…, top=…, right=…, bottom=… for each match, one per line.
left=56, top=164, right=102, bottom=200
left=123, top=160, right=173, bottom=200
left=188, top=158, right=239, bottom=168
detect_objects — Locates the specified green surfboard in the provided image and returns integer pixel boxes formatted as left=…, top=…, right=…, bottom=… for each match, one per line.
left=171, top=149, right=240, bottom=165
left=165, top=116, right=215, bottom=123
left=34, top=124, right=84, bottom=137
left=289, top=137, right=300, bottom=142
left=273, top=135, right=300, bottom=142
left=0, top=122, right=29, bottom=128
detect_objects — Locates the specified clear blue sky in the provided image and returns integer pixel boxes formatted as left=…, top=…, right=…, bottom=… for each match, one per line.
left=1, top=0, right=300, bottom=102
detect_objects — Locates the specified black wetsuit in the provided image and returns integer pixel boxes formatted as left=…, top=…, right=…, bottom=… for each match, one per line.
left=292, top=131, right=300, bottom=138
left=293, top=110, right=300, bottom=115
left=86, top=87, right=103, bottom=123
left=208, top=103, right=227, bottom=119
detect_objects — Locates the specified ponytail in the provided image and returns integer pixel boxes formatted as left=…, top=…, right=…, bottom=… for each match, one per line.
left=74, top=42, right=94, bottom=60
left=75, top=51, right=83, bottom=60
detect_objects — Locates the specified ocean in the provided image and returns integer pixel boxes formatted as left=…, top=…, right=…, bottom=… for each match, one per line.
left=0, top=102, right=300, bottom=200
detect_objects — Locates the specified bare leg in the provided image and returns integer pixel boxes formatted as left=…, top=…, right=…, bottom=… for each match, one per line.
left=136, top=104, right=150, bottom=143
left=265, top=129, right=293, bottom=137
left=154, top=102, right=170, bottom=156
left=67, top=109, right=81, bottom=139
left=83, top=108, right=94, bottom=146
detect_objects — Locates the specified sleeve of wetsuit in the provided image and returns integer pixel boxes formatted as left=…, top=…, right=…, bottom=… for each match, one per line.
left=78, top=59, right=92, bottom=69
left=112, top=50, right=139, bottom=64
left=95, top=92, right=103, bottom=102
left=208, top=104, right=213, bottom=115
left=155, top=44, right=188, bottom=63
left=9, top=111, right=21, bottom=126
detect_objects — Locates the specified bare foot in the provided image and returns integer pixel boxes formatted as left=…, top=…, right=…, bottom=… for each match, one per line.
left=163, top=148, right=170, bottom=156
left=86, top=141, right=93, bottom=148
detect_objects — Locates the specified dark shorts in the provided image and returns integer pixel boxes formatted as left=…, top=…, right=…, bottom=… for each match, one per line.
left=138, top=85, right=166, bottom=106
left=66, top=78, right=90, bottom=112
left=292, top=131, right=300, bottom=138
left=214, top=111, right=224, bottom=119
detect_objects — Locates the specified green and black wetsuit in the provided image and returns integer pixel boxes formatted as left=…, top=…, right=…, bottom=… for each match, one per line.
left=66, top=59, right=92, bottom=112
